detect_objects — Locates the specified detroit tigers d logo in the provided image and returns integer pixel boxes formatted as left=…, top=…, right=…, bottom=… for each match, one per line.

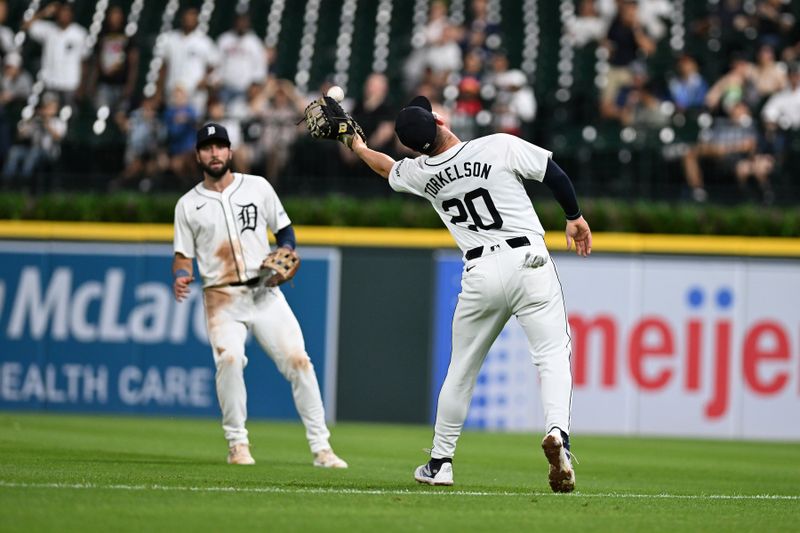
left=237, top=204, right=258, bottom=232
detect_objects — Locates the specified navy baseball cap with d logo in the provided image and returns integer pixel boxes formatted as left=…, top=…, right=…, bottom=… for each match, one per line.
left=395, top=96, right=437, bottom=154
left=196, top=122, right=231, bottom=149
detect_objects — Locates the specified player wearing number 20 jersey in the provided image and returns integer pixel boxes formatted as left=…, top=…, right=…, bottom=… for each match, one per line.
left=389, top=134, right=551, bottom=254
left=350, top=96, right=592, bottom=492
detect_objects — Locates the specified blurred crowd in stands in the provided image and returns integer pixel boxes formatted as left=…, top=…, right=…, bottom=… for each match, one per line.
left=0, top=0, right=798, bottom=205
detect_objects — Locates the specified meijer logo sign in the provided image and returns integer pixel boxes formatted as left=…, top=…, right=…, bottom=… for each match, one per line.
left=434, top=254, right=800, bottom=439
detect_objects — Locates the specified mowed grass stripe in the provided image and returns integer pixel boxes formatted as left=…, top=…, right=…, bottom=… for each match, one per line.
left=2, top=413, right=799, bottom=532
left=1, top=480, right=798, bottom=500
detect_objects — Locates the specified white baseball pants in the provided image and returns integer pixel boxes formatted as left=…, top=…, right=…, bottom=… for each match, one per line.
left=203, top=284, right=332, bottom=453
left=431, top=241, right=573, bottom=459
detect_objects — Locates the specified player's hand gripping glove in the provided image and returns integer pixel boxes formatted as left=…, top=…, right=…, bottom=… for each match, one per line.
left=259, top=247, right=301, bottom=287
left=303, top=96, right=366, bottom=149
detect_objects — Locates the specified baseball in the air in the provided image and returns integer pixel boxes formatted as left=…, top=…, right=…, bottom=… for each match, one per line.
left=326, top=85, right=345, bottom=102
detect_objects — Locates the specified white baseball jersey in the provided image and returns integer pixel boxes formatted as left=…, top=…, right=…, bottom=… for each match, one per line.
left=215, top=31, right=267, bottom=92
left=173, top=172, right=334, bottom=454
left=173, top=172, right=290, bottom=287
left=157, top=29, right=219, bottom=94
left=28, top=21, right=89, bottom=91
left=389, top=133, right=552, bottom=254
left=392, top=134, right=574, bottom=462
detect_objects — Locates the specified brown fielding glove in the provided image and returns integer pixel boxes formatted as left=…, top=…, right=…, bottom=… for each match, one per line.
left=303, top=96, right=366, bottom=149
left=260, top=247, right=301, bottom=287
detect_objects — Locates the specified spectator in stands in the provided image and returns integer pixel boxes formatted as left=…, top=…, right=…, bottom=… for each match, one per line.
left=261, top=78, right=306, bottom=184
left=566, top=0, right=608, bottom=48
left=705, top=53, right=759, bottom=114
left=461, top=0, right=502, bottom=55
left=691, top=0, right=754, bottom=73
left=111, top=96, right=166, bottom=191
left=755, top=0, right=796, bottom=50
left=423, top=1, right=452, bottom=53
left=682, top=102, right=775, bottom=203
left=23, top=2, right=89, bottom=107
left=0, top=53, right=33, bottom=108
left=781, top=37, right=800, bottom=63
left=1, top=93, right=66, bottom=186
left=486, top=48, right=510, bottom=81
left=349, top=73, right=396, bottom=153
left=265, top=46, right=279, bottom=80
left=430, top=24, right=464, bottom=91
left=762, top=62, right=800, bottom=131
left=461, top=47, right=486, bottom=83
left=456, top=76, right=483, bottom=117
left=215, top=13, right=267, bottom=108
left=761, top=62, right=800, bottom=162
left=594, top=0, right=617, bottom=22
left=748, top=43, right=788, bottom=101
left=604, top=61, right=662, bottom=124
left=163, top=84, right=199, bottom=184
left=340, top=73, right=396, bottom=172
left=156, top=7, right=219, bottom=115
left=716, top=0, right=755, bottom=33
left=0, top=0, right=15, bottom=62
left=595, top=0, right=671, bottom=40
left=404, top=0, right=463, bottom=92
left=227, top=82, right=268, bottom=175
left=600, top=0, right=656, bottom=119
left=619, top=79, right=670, bottom=130
left=413, top=80, right=443, bottom=109
left=450, top=76, right=483, bottom=140
left=404, top=0, right=443, bottom=91
left=85, top=5, right=139, bottom=118
left=636, top=0, right=672, bottom=41
left=491, top=69, right=536, bottom=137
left=668, top=54, right=708, bottom=112
left=0, top=53, right=32, bottom=165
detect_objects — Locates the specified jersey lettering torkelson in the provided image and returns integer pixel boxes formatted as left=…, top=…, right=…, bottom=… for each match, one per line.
left=389, top=133, right=552, bottom=253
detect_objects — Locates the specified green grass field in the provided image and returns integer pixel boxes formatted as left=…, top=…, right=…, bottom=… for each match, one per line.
left=1, top=413, right=798, bottom=532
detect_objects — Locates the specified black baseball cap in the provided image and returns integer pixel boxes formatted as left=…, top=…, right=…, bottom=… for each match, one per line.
left=196, top=122, right=231, bottom=149
left=395, top=96, right=437, bottom=154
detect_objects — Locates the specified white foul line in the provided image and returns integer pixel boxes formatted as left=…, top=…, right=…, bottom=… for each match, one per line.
left=0, top=481, right=797, bottom=500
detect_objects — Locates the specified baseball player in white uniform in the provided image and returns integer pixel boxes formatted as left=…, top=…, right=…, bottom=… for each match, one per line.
left=172, top=122, right=347, bottom=468
left=349, top=97, right=591, bottom=492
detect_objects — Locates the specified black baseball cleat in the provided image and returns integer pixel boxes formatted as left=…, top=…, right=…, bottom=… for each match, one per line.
left=541, top=430, right=576, bottom=493
left=414, top=458, right=454, bottom=486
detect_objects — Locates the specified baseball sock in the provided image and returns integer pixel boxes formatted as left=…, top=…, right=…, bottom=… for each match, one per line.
left=429, top=457, right=453, bottom=473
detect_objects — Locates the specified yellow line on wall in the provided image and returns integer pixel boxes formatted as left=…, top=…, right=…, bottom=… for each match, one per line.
left=0, top=220, right=798, bottom=257
left=0, top=220, right=174, bottom=241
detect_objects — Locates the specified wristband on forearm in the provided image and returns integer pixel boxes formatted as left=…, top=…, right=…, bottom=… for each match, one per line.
left=174, top=269, right=190, bottom=279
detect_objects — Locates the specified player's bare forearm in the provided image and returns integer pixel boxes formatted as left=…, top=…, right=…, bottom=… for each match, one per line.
left=172, top=253, right=195, bottom=302
left=566, top=216, right=592, bottom=257
left=351, top=135, right=395, bottom=179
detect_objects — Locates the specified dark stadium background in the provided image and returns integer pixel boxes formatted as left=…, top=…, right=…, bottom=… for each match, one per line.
left=0, top=0, right=798, bottom=207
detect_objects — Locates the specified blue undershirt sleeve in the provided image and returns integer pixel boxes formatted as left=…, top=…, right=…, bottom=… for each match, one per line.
left=275, top=225, right=296, bottom=250
left=542, top=159, right=582, bottom=220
